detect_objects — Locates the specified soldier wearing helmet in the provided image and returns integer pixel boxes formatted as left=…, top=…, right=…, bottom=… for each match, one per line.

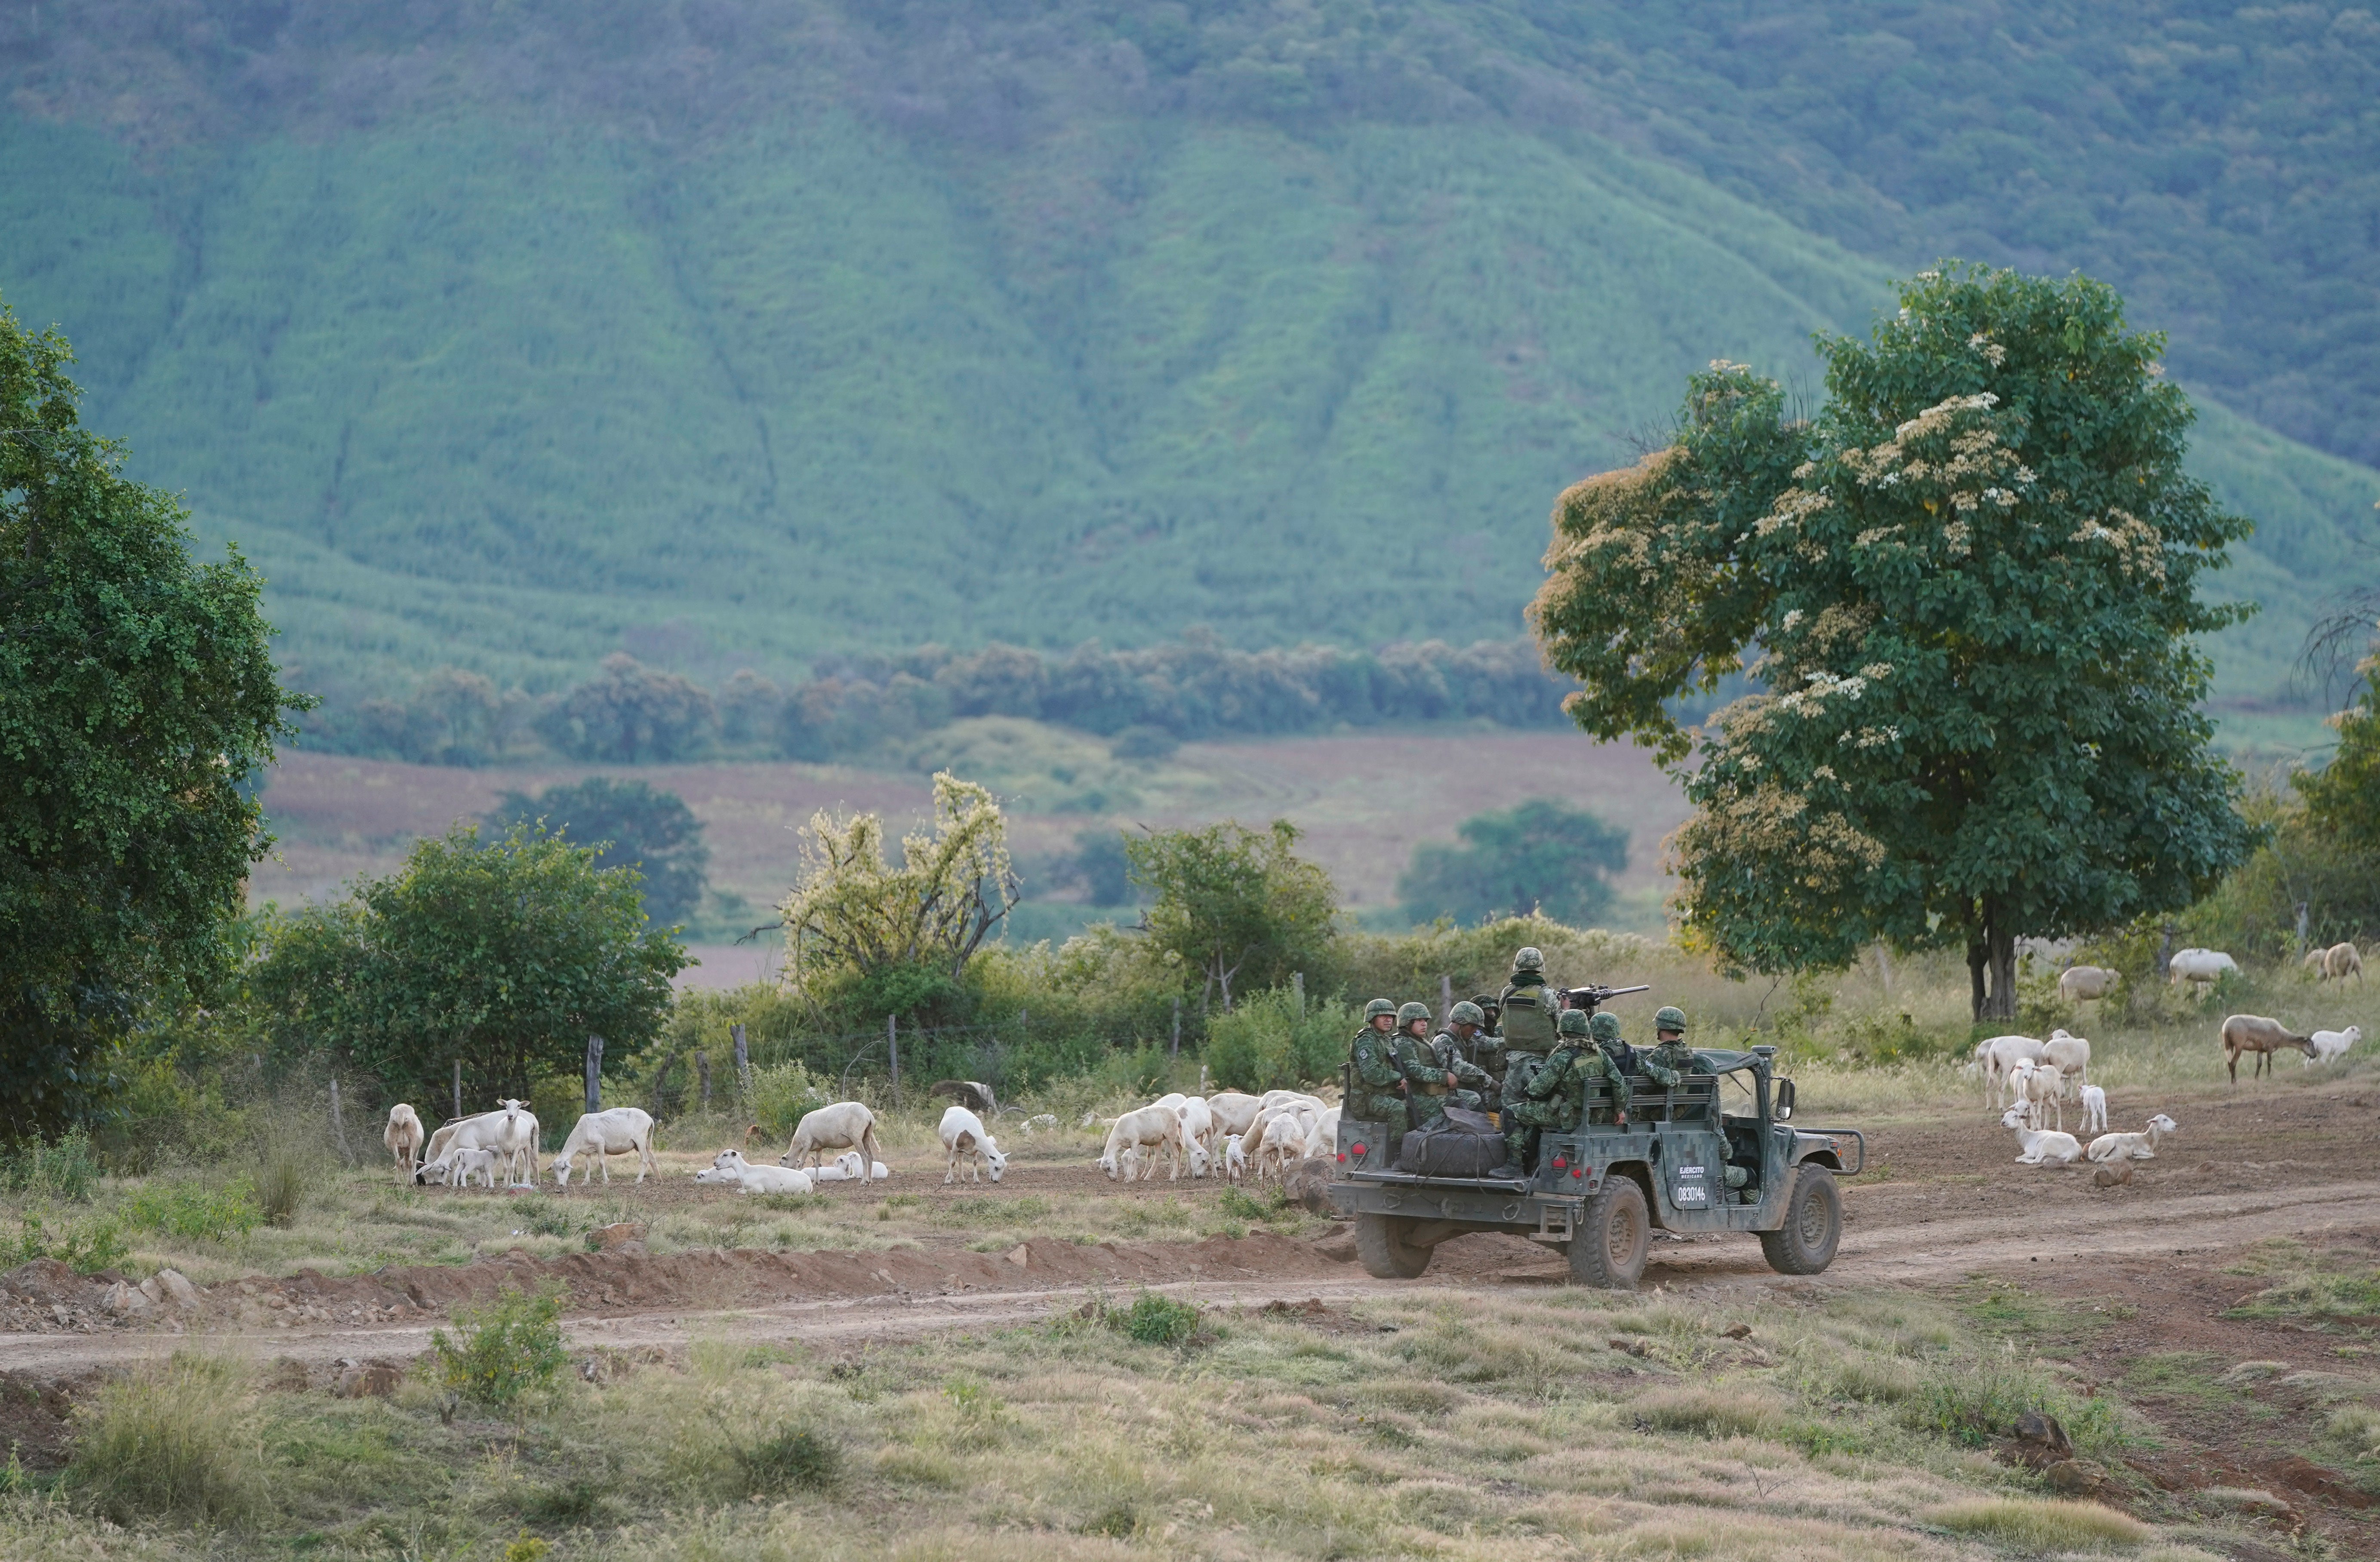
left=1429, top=1001, right=1495, bottom=1110
left=1641, top=1006, right=1705, bottom=1079
left=1599, top=1007, right=1681, bottom=1089
left=1495, top=945, right=1561, bottom=1101
left=1494, top=1005, right=1616, bottom=1177
left=1347, top=998, right=1408, bottom=1123
left=1391, top=1002, right=1468, bottom=1125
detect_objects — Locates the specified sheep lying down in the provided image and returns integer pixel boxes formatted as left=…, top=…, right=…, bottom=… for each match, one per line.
left=695, top=1149, right=816, bottom=1195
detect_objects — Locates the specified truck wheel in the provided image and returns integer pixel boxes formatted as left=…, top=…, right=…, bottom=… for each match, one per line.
left=1354, top=1212, right=1432, bottom=1279
left=1566, top=1178, right=1650, bottom=1290
left=1759, top=1164, right=1841, bottom=1275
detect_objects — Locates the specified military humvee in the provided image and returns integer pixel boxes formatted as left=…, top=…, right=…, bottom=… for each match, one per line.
left=1327, top=1044, right=1862, bottom=1288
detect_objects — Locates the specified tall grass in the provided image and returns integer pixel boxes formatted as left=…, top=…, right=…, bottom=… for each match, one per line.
left=68, top=1353, right=264, bottom=1525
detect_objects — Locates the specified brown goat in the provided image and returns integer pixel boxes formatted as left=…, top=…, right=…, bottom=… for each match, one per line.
left=2221, top=1013, right=2315, bottom=1084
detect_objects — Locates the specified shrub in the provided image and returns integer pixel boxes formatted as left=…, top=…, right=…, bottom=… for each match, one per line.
left=123, top=1178, right=263, bottom=1242
left=1117, top=1291, right=1201, bottom=1345
left=256, top=1156, right=306, bottom=1227
left=1203, top=989, right=1356, bottom=1092
left=1906, top=1356, right=2125, bottom=1456
left=7, top=1213, right=129, bottom=1274
left=431, top=1285, right=569, bottom=1406
left=0, top=1126, right=102, bottom=1200
left=736, top=1425, right=843, bottom=1493
left=1633, top=1386, right=1784, bottom=1439
left=68, top=1354, right=263, bottom=1525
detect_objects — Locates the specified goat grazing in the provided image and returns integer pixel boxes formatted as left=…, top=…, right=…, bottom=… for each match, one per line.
left=2309, top=1025, right=2363, bottom=1065
left=2001, top=1105, right=2084, bottom=1167
left=1204, top=1091, right=1263, bottom=1142
left=939, top=1105, right=1007, bottom=1184
left=2169, top=948, right=2239, bottom=990
left=781, top=1102, right=884, bottom=1177
left=2087, top=1114, right=2179, bottom=1163
left=2220, top=1013, right=2315, bottom=1083
left=383, top=1104, right=424, bottom=1184
left=2322, top=942, right=2364, bottom=983
left=1098, top=1107, right=1188, bottom=1181
left=2058, top=965, right=2120, bottom=1003
left=551, top=1107, right=657, bottom=1187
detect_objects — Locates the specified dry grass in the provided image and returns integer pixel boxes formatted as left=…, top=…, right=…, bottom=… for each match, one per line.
left=1926, top=1496, right=2153, bottom=1547
left=65, top=1352, right=264, bottom=1526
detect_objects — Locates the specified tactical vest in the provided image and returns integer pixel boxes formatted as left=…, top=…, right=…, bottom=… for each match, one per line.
left=1498, top=980, right=1558, bottom=1054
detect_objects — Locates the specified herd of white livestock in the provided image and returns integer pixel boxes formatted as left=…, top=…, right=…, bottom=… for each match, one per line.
left=376, top=1084, right=1336, bottom=1199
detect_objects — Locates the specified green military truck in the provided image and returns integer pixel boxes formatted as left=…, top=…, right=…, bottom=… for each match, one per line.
left=1327, top=1044, right=1862, bottom=1288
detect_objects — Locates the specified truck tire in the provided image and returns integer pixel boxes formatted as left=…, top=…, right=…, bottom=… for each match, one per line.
left=1354, top=1212, right=1432, bottom=1279
left=1759, top=1164, right=1841, bottom=1275
left=1565, top=1178, right=1650, bottom=1290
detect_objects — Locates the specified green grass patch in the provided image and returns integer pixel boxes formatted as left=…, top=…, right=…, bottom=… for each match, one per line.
left=123, top=1178, right=263, bottom=1242
left=68, top=1353, right=264, bottom=1525
left=429, top=1285, right=568, bottom=1407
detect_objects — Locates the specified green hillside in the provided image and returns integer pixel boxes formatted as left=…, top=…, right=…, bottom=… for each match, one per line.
left=2, top=1, right=2374, bottom=729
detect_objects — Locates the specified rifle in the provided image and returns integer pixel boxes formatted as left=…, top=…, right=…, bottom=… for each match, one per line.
left=1557, top=983, right=1651, bottom=1014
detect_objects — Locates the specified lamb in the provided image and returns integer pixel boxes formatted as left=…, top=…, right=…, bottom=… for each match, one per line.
left=781, top=1102, right=885, bottom=1176
left=813, top=1150, right=891, bottom=1181
left=2001, top=1105, right=2084, bottom=1167
left=1204, top=1091, right=1263, bottom=1141
left=2169, top=948, right=2239, bottom=990
left=1220, top=1134, right=1248, bottom=1181
left=2057, top=965, right=2120, bottom=1003
left=939, top=1105, right=1008, bottom=1184
left=1098, top=1106, right=1188, bottom=1181
left=1976, top=1034, right=2049, bottom=1110
left=416, top=1102, right=539, bottom=1188
left=2014, top=1059, right=2065, bottom=1131
left=2086, top=1113, right=2179, bottom=1163
left=2322, top=942, right=2364, bottom=982
left=441, top=1147, right=502, bottom=1191
left=549, top=1107, right=657, bottom=1187
left=2308, top=1025, right=2363, bottom=1065
left=2078, top=1084, right=2109, bottom=1135
left=2043, top=1029, right=2091, bottom=1095
left=383, top=1104, right=424, bottom=1183
left=2220, top=1013, right=2315, bottom=1083
left=1019, top=1113, right=1058, bottom=1135
left=710, top=1149, right=816, bottom=1195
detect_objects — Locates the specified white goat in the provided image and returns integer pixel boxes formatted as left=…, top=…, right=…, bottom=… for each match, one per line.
left=2043, top=1030, right=2091, bottom=1095
left=813, top=1150, right=890, bottom=1181
left=939, top=1105, right=1007, bottom=1184
left=2011, top=1058, right=2063, bottom=1130
left=383, top=1104, right=423, bottom=1183
left=1252, top=1112, right=1312, bottom=1180
left=1977, top=1035, right=2049, bottom=1110
left=1205, top=1091, right=1263, bottom=1142
left=2058, top=965, right=2120, bottom=1002
left=443, top=1147, right=501, bottom=1191
left=2087, top=1114, right=2178, bottom=1163
left=2078, top=1084, right=2109, bottom=1135
left=418, top=1103, right=538, bottom=1187
left=1099, top=1107, right=1188, bottom=1181
left=710, top=1149, right=816, bottom=1194
left=781, top=1102, right=884, bottom=1175
left=1300, top=1106, right=1342, bottom=1160
left=1174, top=1097, right=1216, bottom=1158
left=2309, top=1025, right=2363, bottom=1065
left=1220, top=1134, right=1247, bottom=1181
left=2169, top=948, right=2238, bottom=989
left=550, top=1107, right=656, bottom=1187
left=2001, top=1105, right=2084, bottom=1167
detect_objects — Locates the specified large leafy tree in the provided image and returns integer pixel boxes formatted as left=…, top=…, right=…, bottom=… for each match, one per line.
left=1534, top=264, right=2255, bottom=1018
left=253, top=824, right=683, bottom=1105
left=1127, top=819, right=1337, bottom=1013
left=0, top=299, right=302, bottom=1134
left=487, top=777, right=710, bottom=926
left=1398, top=799, right=1628, bottom=929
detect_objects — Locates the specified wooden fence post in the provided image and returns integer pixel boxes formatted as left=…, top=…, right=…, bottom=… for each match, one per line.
left=697, top=1051, right=711, bottom=1111
left=585, top=1035, right=603, bottom=1114
left=1292, top=972, right=1304, bottom=1017
left=888, top=1015, right=901, bottom=1110
left=733, top=1023, right=750, bottom=1101
left=452, top=1058, right=462, bottom=1121
left=1171, top=996, right=1182, bottom=1058
left=1440, top=973, right=1453, bottom=1027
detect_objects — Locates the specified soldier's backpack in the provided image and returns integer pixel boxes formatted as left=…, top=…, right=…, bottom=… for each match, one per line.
left=1396, top=1105, right=1505, bottom=1177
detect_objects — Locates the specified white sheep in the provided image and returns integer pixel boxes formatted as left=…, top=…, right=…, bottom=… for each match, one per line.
left=441, top=1146, right=502, bottom=1191
left=2078, top=1084, right=2108, bottom=1135
left=2058, top=965, right=2120, bottom=1003
left=417, top=1103, right=538, bottom=1187
left=1300, top=1105, right=1342, bottom=1160
left=1099, top=1106, right=1188, bottom=1181
left=2322, top=942, right=2364, bottom=982
left=1976, top=1034, right=2049, bottom=1110
left=1220, top=1134, right=1247, bottom=1181
left=939, top=1105, right=1007, bottom=1184
left=2309, top=1025, right=2363, bottom=1065
left=711, top=1149, right=816, bottom=1195
left=1174, top=1097, right=1216, bottom=1157
left=383, top=1104, right=423, bottom=1184
left=1019, top=1114, right=1058, bottom=1135
left=814, top=1150, right=891, bottom=1181
left=2169, top=948, right=2238, bottom=989
left=1204, top=1091, right=1263, bottom=1141
left=2011, top=1058, right=2063, bottom=1130
left=781, top=1102, right=884, bottom=1176
left=550, top=1107, right=657, bottom=1187
left=2043, top=1030, right=2091, bottom=1096
left=2087, top=1114, right=2178, bottom=1163
left=2001, top=1105, right=2084, bottom=1166
left=1251, top=1112, right=1311, bottom=1180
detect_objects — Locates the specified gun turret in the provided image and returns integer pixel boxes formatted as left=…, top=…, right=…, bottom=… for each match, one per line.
left=1557, top=983, right=1651, bottom=1014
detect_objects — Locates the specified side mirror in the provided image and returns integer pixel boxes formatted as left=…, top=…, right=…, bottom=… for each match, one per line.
left=1774, top=1079, right=1796, bottom=1121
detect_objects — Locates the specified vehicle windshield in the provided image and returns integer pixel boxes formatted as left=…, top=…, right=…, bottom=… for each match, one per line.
left=1718, top=1067, right=1760, bottom=1122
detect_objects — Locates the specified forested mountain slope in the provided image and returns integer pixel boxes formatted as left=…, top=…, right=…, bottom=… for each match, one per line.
left=2, top=0, right=2373, bottom=721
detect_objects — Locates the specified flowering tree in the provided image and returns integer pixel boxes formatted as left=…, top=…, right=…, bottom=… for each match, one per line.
left=778, top=773, right=1020, bottom=1008
left=1533, top=264, right=2256, bottom=1018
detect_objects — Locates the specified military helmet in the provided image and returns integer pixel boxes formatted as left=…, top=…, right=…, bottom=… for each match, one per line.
left=1557, top=1007, right=1592, bottom=1036
left=1590, top=1012, right=1623, bottom=1042
left=1396, top=1002, right=1432, bottom=1025
left=1364, top=997, right=1397, bottom=1019
left=1449, top=1000, right=1484, bottom=1027
left=1654, top=1005, right=1687, bottom=1033
left=1513, top=946, right=1545, bottom=972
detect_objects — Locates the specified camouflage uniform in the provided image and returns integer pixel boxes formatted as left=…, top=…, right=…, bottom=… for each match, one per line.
left=1347, top=999, right=1407, bottom=1123
left=1600, top=1009, right=1682, bottom=1090
left=1430, top=1001, right=1495, bottom=1109
left=1495, top=947, right=1561, bottom=1101
left=1647, top=1005, right=1749, bottom=1195
left=1499, top=1008, right=1615, bottom=1174
left=1392, top=1003, right=1461, bottom=1126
